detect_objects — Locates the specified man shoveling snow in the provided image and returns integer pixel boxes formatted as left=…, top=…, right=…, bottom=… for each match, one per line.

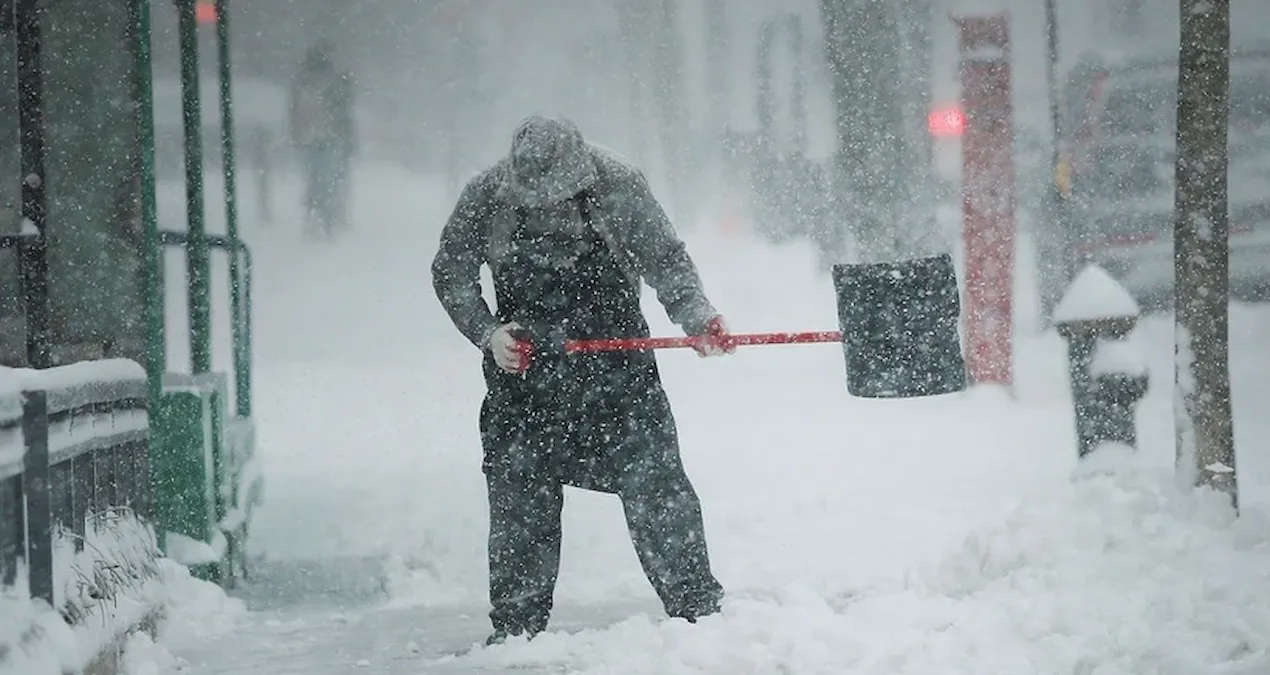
left=431, top=115, right=734, bottom=645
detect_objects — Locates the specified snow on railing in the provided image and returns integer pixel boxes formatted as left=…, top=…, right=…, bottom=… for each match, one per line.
left=0, top=360, right=161, bottom=673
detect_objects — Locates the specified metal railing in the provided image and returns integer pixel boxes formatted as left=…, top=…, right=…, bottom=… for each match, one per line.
left=159, top=229, right=254, bottom=417
left=0, top=360, right=154, bottom=610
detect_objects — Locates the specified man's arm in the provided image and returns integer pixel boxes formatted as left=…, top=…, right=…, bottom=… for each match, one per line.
left=621, top=170, right=719, bottom=334
left=432, top=181, right=499, bottom=348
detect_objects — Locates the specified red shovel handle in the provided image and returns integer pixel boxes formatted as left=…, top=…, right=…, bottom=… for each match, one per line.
left=564, top=330, right=843, bottom=354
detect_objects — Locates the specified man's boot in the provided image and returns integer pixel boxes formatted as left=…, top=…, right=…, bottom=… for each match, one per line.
left=485, top=626, right=541, bottom=647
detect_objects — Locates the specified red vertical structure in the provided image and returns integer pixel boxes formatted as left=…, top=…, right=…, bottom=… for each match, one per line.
left=955, top=13, right=1016, bottom=387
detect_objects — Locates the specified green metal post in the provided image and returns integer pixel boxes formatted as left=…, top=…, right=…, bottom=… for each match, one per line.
left=134, top=0, right=164, bottom=404
left=215, top=0, right=249, bottom=417
left=177, top=0, right=211, bottom=374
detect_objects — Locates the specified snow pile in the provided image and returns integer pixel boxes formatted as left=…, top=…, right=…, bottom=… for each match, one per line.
left=97, top=560, right=247, bottom=675
left=119, top=631, right=180, bottom=675
left=54, top=513, right=161, bottom=630
left=1, top=512, right=244, bottom=675
left=152, top=560, right=247, bottom=645
left=0, top=589, right=77, bottom=675
left=1, top=511, right=162, bottom=675
left=128, top=560, right=247, bottom=675
left=4, top=513, right=162, bottom=673
left=1, top=558, right=246, bottom=675
left=458, top=445, right=1270, bottom=675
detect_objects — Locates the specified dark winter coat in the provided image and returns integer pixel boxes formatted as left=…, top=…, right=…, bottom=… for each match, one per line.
left=431, top=117, right=718, bottom=350
left=431, top=117, right=717, bottom=491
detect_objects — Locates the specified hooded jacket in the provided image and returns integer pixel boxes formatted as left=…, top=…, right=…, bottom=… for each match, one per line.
left=431, top=116, right=718, bottom=349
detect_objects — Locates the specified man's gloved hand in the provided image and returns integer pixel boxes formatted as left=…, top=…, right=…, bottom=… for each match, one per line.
left=692, top=315, right=736, bottom=357
left=487, top=322, right=534, bottom=374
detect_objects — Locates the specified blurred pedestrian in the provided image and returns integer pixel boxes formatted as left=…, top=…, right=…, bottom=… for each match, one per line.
left=288, top=41, right=355, bottom=237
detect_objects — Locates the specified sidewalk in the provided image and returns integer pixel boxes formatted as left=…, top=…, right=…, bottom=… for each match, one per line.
left=172, top=595, right=661, bottom=675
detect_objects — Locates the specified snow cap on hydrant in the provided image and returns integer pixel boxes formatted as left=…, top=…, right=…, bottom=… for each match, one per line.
left=1054, top=265, right=1141, bottom=325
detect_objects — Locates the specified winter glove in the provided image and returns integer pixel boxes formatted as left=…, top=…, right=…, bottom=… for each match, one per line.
left=692, top=315, right=736, bottom=357
left=487, top=322, right=534, bottom=374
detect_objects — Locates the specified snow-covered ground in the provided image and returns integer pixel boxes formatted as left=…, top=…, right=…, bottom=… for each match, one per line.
left=131, top=161, right=1270, bottom=674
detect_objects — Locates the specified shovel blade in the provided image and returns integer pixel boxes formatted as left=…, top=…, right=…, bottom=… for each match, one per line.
left=833, top=253, right=968, bottom=398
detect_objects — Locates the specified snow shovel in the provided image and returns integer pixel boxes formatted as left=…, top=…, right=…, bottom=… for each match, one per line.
left=524, top=253, right=968, bottom=399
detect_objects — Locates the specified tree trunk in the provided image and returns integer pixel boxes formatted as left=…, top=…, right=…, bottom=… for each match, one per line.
left=1173, top=0, right=1236, bottom=508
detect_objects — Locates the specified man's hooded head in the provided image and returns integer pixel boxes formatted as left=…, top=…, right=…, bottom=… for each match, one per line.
left=499, top=116, right=599, bottom=209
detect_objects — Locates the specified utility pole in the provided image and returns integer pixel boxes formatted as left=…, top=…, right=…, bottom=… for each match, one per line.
left=1037, top=0, right=1068, bottom=325
left=1173, top=0, right=1236, bottom=509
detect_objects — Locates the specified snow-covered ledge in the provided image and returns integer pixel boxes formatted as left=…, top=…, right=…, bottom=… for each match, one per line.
left=1, top=359, right=164, bottom=675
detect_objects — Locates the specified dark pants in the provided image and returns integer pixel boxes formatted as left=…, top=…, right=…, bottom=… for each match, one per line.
left=478, top=201, right=723, bottom=635
left=481, top=398, right=723, bottom=636
left=301, top=143, right=349, bottom=236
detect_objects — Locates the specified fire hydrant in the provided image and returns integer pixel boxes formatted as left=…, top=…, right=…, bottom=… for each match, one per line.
left=1052, top=265, right=1149, bottom=459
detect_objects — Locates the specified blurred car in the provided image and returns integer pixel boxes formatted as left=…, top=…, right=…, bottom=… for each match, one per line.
left=1038, top=44, right=1270, bottom=310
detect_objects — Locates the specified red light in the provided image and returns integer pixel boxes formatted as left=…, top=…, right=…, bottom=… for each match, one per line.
left=196, top=2, right=216, bottom=24
left=928, top=106, right=966, bottom=137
